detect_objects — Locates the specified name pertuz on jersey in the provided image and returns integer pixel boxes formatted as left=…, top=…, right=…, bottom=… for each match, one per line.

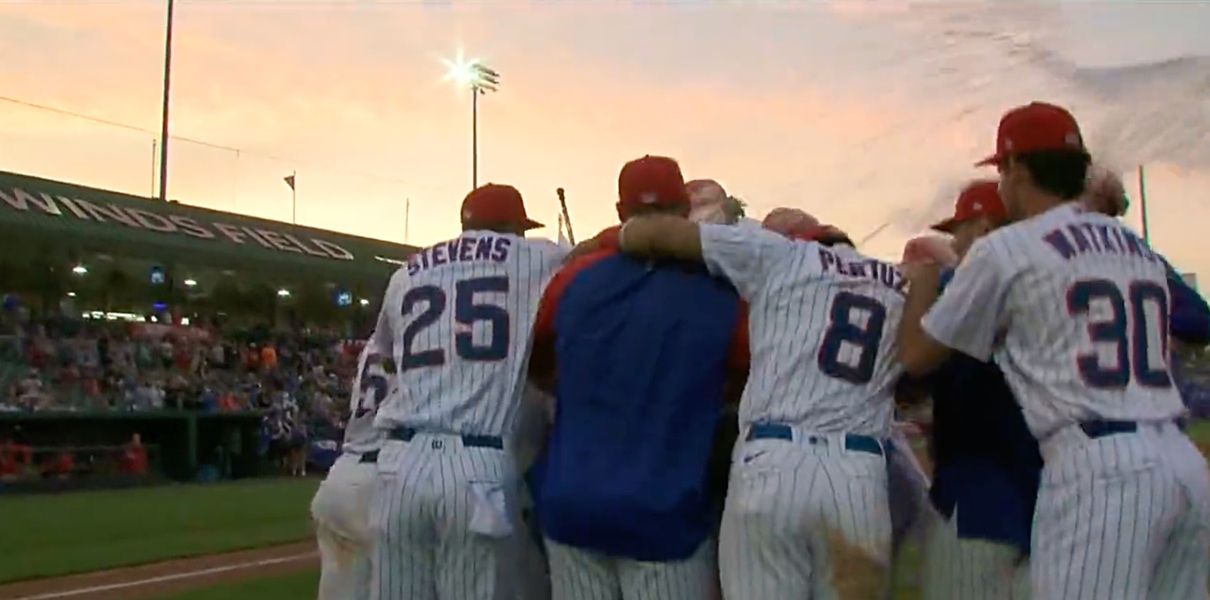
left=407, top=235, right=514, bottom=275
left=818, top=247, right=907, bottom=293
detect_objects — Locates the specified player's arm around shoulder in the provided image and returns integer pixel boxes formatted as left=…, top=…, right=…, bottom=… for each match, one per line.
left=898, top=233, right=1012, bottom=376
left=619, top=213, right=792, bottom=299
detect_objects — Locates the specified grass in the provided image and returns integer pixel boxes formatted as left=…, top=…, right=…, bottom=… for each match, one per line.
left=0, top=478, right=319, bottom=583
left=1188, top=419, right=1210, bottom=445
left=151, top=570, right=319, bottom=600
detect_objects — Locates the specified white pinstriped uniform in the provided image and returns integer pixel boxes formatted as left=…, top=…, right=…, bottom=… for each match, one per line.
left=920, top=507, right=1029, bottom=600
left=923, top=203, right=1210, bottom=600
left=311, top=342, right=394, bottom=600
left=699, top=224, right=905, bottom=599
left=367, top=231, right=564, bottom=600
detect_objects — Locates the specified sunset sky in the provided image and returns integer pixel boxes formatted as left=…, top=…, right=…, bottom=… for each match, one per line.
left=2, top=0, right=1208, bottom=285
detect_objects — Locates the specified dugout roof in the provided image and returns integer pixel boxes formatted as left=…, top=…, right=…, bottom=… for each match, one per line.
left=0, top=170, right=417, bottom=287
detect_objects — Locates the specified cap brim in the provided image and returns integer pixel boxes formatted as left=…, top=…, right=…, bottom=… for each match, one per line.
left=930, top=217, right=961, bottom=233
left=521, top=218, right=544, bottom=231
left=975, top=153, right=1002, bottom=167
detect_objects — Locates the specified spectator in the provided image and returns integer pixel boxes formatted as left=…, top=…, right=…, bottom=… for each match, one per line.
left=118, top=433, right=148, bottom=476
left=42, top=449, right=74, bottom=480
left=260, top=343, right=278, bottom=372
left=1, top=434, right=33, bottom=482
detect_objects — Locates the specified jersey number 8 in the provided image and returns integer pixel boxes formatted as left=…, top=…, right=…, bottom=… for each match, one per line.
left=399, top=276, right=511, bottom=372
left=817, top=292, right=888, bottom=384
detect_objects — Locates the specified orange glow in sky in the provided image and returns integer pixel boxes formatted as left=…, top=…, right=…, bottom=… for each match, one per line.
left=1, top=1, right=1208, bottom=283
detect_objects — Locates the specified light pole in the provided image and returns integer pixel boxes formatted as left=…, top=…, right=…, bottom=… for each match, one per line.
left=158, top=0, right=175, bottom=202
left=444, top=56, right=499, bottom=189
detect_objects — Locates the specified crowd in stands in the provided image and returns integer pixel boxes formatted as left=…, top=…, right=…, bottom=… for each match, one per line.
left=0, top=295, right=365, bottom=479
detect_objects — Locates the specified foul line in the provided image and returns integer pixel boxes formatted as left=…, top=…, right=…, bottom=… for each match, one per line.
left=10, top=552, right=317, bottom=600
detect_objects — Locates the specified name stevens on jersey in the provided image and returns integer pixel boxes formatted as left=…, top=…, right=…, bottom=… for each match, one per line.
left=407, top=235, right=513, bottom=276
left=817, top=247, right=907, bottom=293
left=1042, top=220, right=1160, bottom=263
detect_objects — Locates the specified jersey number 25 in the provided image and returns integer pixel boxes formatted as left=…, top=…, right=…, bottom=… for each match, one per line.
left=398, top=276, right=511, bottom=372
left=817, top=292, right=888, bottom=384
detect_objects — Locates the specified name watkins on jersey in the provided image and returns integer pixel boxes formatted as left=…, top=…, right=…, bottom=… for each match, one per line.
left=817, top=247, right=907, bottom=293
left=1043, top=221, right=1161, bottom=263
left=1, top=184, right=355, bottom=261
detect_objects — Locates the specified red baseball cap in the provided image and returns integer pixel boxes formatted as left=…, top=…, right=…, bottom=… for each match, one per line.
left=618, top=156, right=690, bottom=212
left=931, top=180, right=1006, bottom=233
left=460, top=184, right=543, bottom=231
left=976, top=102, right=1085, bottom=167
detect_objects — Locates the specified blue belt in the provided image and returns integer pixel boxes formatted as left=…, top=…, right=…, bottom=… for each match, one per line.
left=1079, top=420, right=1137, bottom=438
left=358, top=450, right=379, bottom=464
left=746, top=422, right=883, bottom=456
left=1078, top=419, right=1190, bottom=439
left=389, top=427, right=503, bottom=449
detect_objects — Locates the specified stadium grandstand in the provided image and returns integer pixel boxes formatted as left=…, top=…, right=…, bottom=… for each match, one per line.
left=0, top=169, right=416, bottom=490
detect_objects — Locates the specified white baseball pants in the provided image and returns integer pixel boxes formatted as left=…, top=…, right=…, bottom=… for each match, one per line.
left=921, top=508, right=1029, bottom=600
left=1032, top=421, right=1210, bottom=600
left=545, top=537, right=718, bottom=600
left=312, top=453, right=377, bottom=600
left=370, top=433, right=529, bottom=600
left=720, top=429, right=892, bottom=600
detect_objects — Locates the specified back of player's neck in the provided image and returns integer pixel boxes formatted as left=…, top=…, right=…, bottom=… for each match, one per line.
left=1022, top=194, right=1067, bottom=219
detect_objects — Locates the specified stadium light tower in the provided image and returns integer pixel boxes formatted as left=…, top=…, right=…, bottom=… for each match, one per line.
left=443, top=54, right=499, bottom=189
left=157, top=0, right=175, bottom=202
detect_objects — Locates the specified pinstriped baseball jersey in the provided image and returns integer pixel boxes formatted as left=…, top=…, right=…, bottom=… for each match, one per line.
left=699, top=223, right=905, bottom=436
left=341, top=341, right=394, bottom=456
left=371, top=231, right=564, bottom=438
left=922, top=203, right=1186, bottom=439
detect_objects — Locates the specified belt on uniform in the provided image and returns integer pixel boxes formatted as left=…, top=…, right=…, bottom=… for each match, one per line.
left=746, top=422, right=884, bottom=456
left=1075, top=418, right=1191, bottom=440
left=1078, top=420, right=1137, bottom=439
left=358, top=450, right=379, bottom=464
left=388, top=427, right=503, bottom=450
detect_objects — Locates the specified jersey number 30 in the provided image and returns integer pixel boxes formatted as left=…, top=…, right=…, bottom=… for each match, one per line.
left=399, top=276, right=510, bottom=372
left=817, top=292, right=888, bottom=384
left=1067, top=279, right=1170, bottom=389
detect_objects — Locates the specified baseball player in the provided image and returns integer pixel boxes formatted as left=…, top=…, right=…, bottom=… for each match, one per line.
left=898, top=101, right=1210, bottom=599
left=616, top=208, right=906, bottom=599
left=764, top=210, right=934, bottom=595
left=908, top=181, right=1041, bottom=600
left=528, top=155, right=747, bottom=600
left=311, top=339, right=394, bottom=600
left=366, top=183, right=565, bottom=600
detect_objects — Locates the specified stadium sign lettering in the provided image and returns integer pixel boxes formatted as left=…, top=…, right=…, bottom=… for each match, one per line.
left=0, top=185, right=355, bottom=261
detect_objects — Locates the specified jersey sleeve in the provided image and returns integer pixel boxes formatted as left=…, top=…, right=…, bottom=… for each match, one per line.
left=921, top=237, right=1012, bottom=362
left=699, top=223, right=793, bottom=299
left=525, top=238, right=570, bottom=282
left=1164, top=259, right=1210, bottom=345
left=367, top=267, right=408, bottom=362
